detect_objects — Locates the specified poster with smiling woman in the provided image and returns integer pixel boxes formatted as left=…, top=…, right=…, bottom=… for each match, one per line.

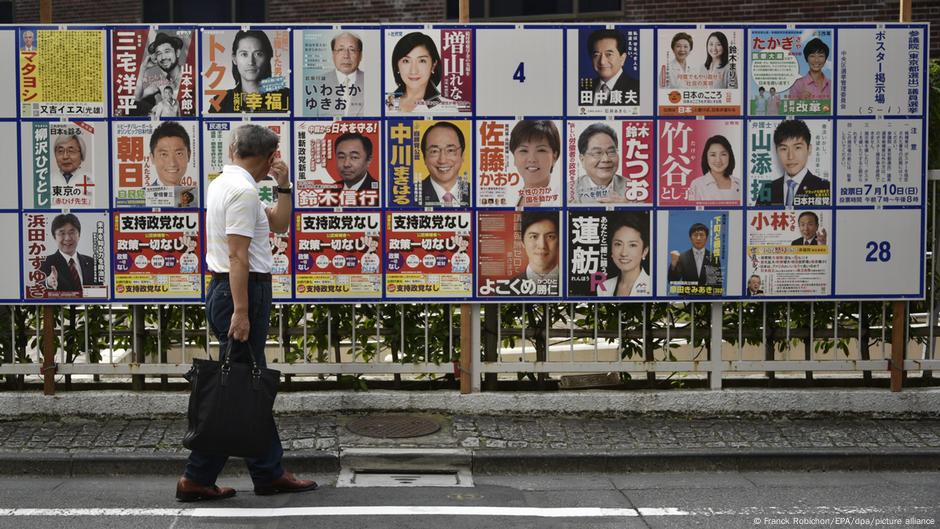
left=384, top=28, right=472, bottom=116
left=475, top=119, right=563, bottom=208
left=657, top=27, right=743, bottom=116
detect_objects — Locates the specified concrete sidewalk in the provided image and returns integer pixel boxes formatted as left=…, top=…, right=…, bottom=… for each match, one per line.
left=0, top=389, right=938, bottom=475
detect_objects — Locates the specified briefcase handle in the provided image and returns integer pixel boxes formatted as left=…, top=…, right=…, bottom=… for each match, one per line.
left=218, top=340, right=263, bottom=380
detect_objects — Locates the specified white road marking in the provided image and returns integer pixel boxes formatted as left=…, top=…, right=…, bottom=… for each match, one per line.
left=0, top=505, right=934, bottom=518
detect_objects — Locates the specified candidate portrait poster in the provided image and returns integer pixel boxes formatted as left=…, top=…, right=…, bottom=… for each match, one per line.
left=838, top=27, right=925, bottom=116
left=384, top=28, right=472, bottom=116
left=385, top=212, right=472, bottom=299
left=567, top=210, right=652, bottom=298
left=746, top=209, right=831, bottom=297
left=23, top=211, right=110, bottom=300
left=477, top=211, right=562, bottom=298
left=658, top=119, right=743, bottom=207
left=202, top=28, right=291, bottom=115
left=836, top=119, right=923, bottom=207
left=112, top=28, right=196, bottom=118
left=295, top=28, right=381, bottom=118
left=568, top=26, right=645, bottom=117
left=295, top=212, right=382, bottom=300
left=387, top=118, right=472, bottom=208
left=113, top=120, right=199, bottom=208
left=748, top=28, right=833, bottom=116
left=19, top=28, right=107, bottom=118
left=476, top=119, right=563, bottom=208
left=747, top=118, right=832, bottom=207
left=657, top=28, right=743, bottom=116
left=269, top=231, right=292, bottom=299
left=567, top=120, right=654, bottom=207
left=660, top=210, right=729, bottom=297
left=21, top=120, right=107, bottom=209
left=113, top=212, right=201, bottom=299
left=295, top=120, right=381, bottom=208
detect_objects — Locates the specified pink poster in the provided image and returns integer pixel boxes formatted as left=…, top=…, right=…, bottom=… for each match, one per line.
left=657, top=119, right=743, bottom=207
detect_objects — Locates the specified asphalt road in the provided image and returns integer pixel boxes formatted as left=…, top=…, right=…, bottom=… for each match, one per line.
left=0, top=471, right=937, bottom=529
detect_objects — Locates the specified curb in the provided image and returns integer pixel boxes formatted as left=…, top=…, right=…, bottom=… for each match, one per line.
left=2, top=448, right=939, bottom=476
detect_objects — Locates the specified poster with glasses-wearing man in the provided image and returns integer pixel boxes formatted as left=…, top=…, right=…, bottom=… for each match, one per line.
left=295, top=29, right=381, bottom=117
left=566, top=119, right=654, bottom=207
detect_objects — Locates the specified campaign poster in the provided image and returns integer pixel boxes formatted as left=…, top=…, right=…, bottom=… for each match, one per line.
left=567, top=211, right=652, bottom=298
left=746, top=209, right=831, bottom=297
left=19, top=28, right=107, bottom=118
left=113, top=212, right=201, bottom=299
left=748, top=29, right=833, bottom=116
left=295, top=212, right=381, bottom=300
left=295, top=120, right=381, bottom=208
left=384, top=28, right=472, bottom=116
left=23, top=211, right=110, bottom=300
left=657, top=119, right=743, bottom=207
left=836, top=119, right=923, bottom=206
left=477, top=211, right=562, bottom=298
left=661, top=210, right=729, bottom=297
left=202, top=120, right=290, bottom=204
left=569, top=26, right=643, bottom=116
left=838, top=27, right=925, bottom=116
left=269, top=231, right=292, bottom=299
left=295, top=28, right=381, bottom=117
left=566, top=120, right=653, bottom=206
left=475, top=28, right=563, bottom=116
left=386, top=211, right=472, bottom=299
left=657, top=28, right=743, bottom=116
left=111, top=28, right=196, bottom=117
left=201, top=28, right=291, bottom=114
left=748, top=118, right=832, bottom=207
left=21, top=120, right=106, bottom=209
left=113, top=121, right=199, bottom=208
left=387, top=119, right=472, bottom=208
left=476, top=119, right=563, bottom=208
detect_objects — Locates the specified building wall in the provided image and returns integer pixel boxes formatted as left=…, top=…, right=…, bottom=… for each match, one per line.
left=11, top=0, right=938, bottom=58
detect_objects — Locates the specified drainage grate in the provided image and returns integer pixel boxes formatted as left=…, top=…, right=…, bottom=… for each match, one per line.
left=337, top=469, right=474, bottom=488
left=346, top=414, right=441, bottom=439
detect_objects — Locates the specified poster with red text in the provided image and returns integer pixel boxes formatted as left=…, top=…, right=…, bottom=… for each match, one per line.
left=112, top=120, right=199, bottom=208
left=23, top=212, right=110, bottom=301
left=111, top=28, right=196, bottom=117
left=113, top=212, right=201, bottom=299
left=658, top=119, right=743, bottom=207
left=476, top=119, right=563, bottom=208
left=566, top=119, right=653, bottom=206
left=295, top=212, right=382, bottom=299
left=295, top=120, right=381, bottom=208
left=477, top=211, right=562, bottom=298
left=202, top=28, right=291, bottom=114
left=385, top=212, right=472, bottom=299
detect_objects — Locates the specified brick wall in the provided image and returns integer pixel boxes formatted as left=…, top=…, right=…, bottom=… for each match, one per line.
left=11, top=0, right=938, bottom=58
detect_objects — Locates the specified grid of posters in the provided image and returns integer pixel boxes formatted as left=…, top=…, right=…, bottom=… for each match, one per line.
left=3, top=23, right=927, bottom=303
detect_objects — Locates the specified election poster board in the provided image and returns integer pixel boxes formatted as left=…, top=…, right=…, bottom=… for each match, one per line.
left=21, top=120, right=109, bottom=210
left=22, top=211, right=110, bottom=300
left=383, top=27, right=473, bottom=116
left=201, top=28, right=291, bottom=115
left=747, top=28, right=834, bottom=117
left=19, top=28, right=107, bottom=118
left=294, top=28, right=382, bottom=118
left=385, top=211, right=473, bottom=299
left=0, top=214, right=20, bottom=301
left=475, top=119, right=563, bottom=208
left=1, top=22, right=927, bottom=304
left=295, top=212, right=382, bottom=299
left=112, top=120, right=200, bottom=208
left=113, top=212, right=201, bottom=299
left=111, top=28, right=197, bottom=118
left=567, top=210, right=652, bottom=298
left=566, top=119, right=654, bottom=206
left=294, top=120, right=382, bottom=208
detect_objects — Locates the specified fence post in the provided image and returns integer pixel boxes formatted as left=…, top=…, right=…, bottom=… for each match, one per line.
left=132, top=305, right=146, bottom=390
left=41, top=306, right=56, bottom=395
left=709, top=302, right=723, bottom=390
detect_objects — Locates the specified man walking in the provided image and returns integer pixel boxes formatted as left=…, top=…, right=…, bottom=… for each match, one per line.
left=176, top=124, right=317, bottom=502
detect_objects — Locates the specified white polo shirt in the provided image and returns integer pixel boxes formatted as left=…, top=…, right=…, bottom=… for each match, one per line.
left=205, top=164, right=273, bottom=274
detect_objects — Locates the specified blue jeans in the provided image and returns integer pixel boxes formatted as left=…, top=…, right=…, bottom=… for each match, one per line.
left=184, top=276, right=284, bottom=486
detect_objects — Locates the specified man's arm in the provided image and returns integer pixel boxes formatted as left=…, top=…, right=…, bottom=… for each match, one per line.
left=265, top=160, right=292, bottom=233
left=227, top=234, right=252, bottom=342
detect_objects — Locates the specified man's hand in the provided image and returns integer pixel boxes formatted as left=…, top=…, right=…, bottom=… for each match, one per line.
left=229, top=311, right=250, bottom=342
left=670, top=250, right=680, bottom=269
left=45, top=267, right=58, bottom=290
left=817, top=228, right=827, bottom=245
left=269, top=159, right=290, bottom=188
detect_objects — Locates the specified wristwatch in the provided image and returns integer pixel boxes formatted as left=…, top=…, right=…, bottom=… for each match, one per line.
left=276, top=184, right=292, bottom=194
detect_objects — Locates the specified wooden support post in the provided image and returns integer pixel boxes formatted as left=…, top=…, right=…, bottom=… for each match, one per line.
left=39, top=0, right=55, bottom=396
left=458, top=0, right=474, bottom=395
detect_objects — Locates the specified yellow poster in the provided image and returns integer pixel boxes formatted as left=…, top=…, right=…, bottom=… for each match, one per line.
left=20, top=29, right=106, bottom=117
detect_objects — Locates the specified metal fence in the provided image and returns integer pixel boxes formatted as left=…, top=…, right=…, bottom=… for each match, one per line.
left=1, top=180, right=937, bottom=392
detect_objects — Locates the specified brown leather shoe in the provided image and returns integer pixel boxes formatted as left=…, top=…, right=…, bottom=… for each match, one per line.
left=254, top=471, right=319, bottom=496
left=175, top=477, right=236, bottom=502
